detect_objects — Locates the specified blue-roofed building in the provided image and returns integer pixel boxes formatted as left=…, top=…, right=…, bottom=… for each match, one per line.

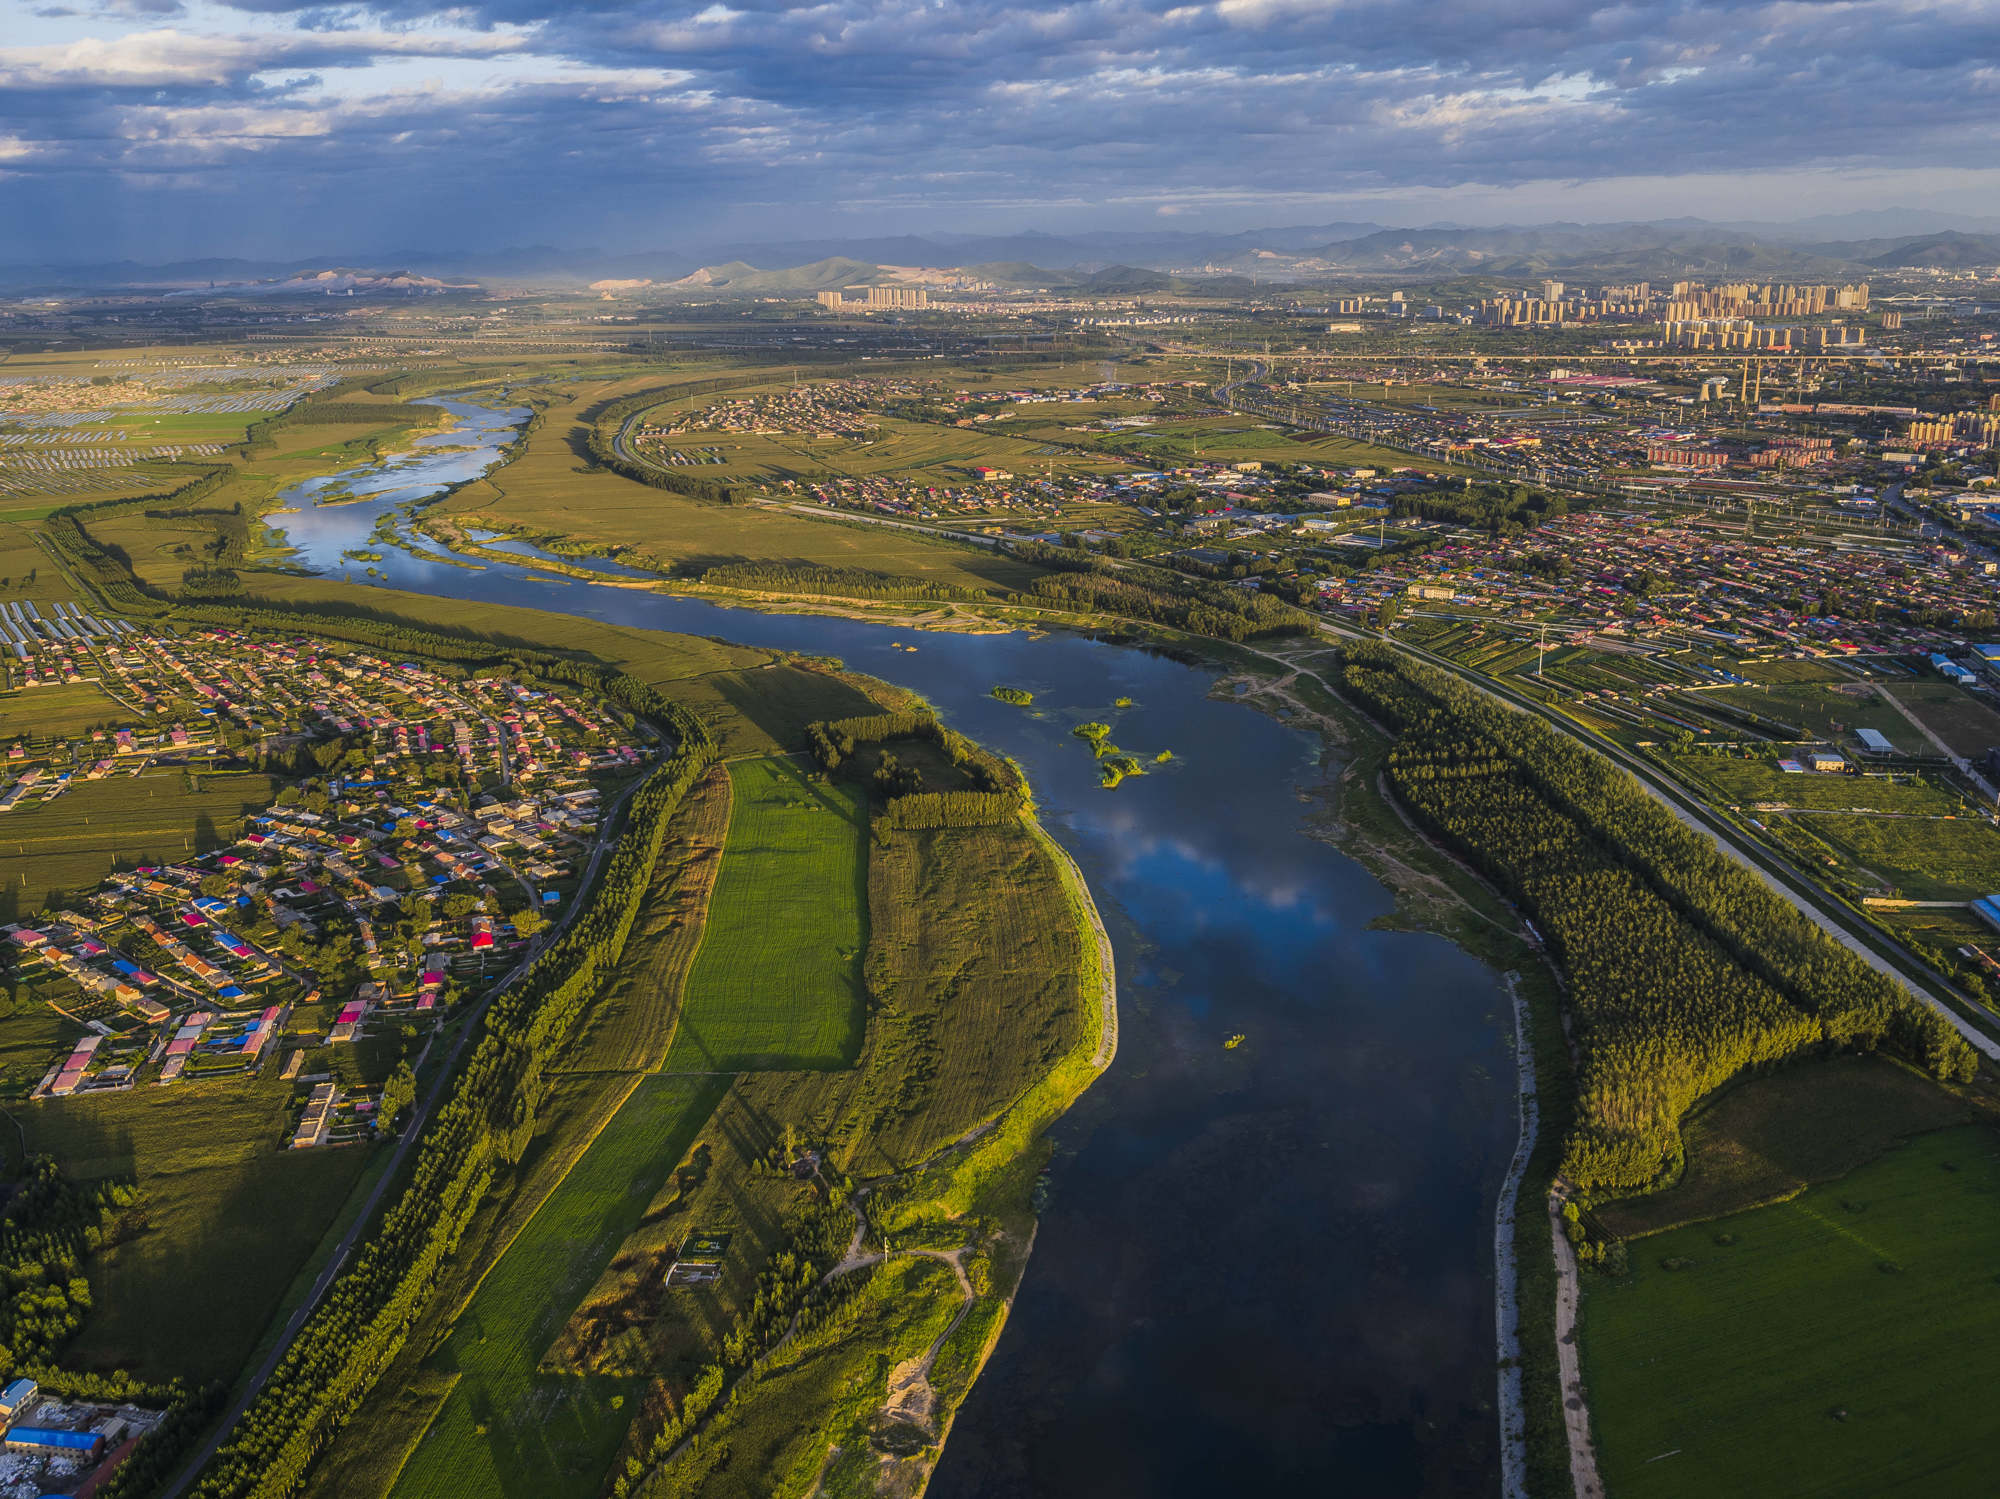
left=5, top=1426, right=102, bottom=1457
left=0, top=1375, right=37, bottom=1421
left=1974, top=896, right=2000, bottom=936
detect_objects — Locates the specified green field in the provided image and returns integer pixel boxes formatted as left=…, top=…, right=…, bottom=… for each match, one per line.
left=1889, top=681, right=2000, bottom=759
left=19, top=1076, right=375, bottom=1383
left=1596, top=1056, right=1986, bottom=1239
left=0, top=682, right=132, bottom=739
left=1709, top=682, right=1908, bottom=741
left=1672, top=755, right=1962, bottom=814
left=1765, top=810, right=2000, bottom=901
left=0, top=770, right=276, bottom=919
left=664, top=757, right=868, bottom=1072
left=387, top=1074, right=725, bottom=1499
left=434, top=385, right=1040, bottom=597
left=1583, top=1125, right=2000, bottom=1499
left=845, top=822, right=1086, bottom=1174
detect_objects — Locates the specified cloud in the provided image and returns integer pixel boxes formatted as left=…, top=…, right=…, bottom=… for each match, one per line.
left=4, top=0, right=1998, bottom=257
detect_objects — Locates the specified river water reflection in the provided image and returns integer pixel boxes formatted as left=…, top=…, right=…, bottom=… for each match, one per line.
left=269, top=399, right=1515, bottom=1497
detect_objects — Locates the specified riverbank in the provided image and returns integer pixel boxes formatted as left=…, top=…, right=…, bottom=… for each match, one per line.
left=92, top=388, right=1522, bottom=1498
left=1202, top=639, right=1581, bottom=1497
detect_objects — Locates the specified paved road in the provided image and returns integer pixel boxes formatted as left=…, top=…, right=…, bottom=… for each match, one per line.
left=161, top=773, right=647, bottom=1498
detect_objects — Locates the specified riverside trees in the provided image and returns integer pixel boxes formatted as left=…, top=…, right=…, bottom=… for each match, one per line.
left=1338, top=642, right=1975, bottom=1197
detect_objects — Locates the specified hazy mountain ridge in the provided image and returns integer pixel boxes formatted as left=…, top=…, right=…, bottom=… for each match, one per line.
left=4, top=216, right=1996, bottom=296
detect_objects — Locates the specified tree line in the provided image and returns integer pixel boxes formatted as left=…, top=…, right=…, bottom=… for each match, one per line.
left=692, top=562, right=988, bottom=603
left=1338, top=641, right=1974, bottom=1197
left=807, top=711, right=1027, bottom=827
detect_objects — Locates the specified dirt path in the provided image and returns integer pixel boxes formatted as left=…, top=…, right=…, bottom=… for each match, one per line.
left=1874, top=683, right=2000, bottom=802
left=1550, top=1190, right=1605, bottom=1499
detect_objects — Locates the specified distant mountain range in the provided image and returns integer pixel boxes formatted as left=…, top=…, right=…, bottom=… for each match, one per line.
left=4, top=215, right=1997, bottom=297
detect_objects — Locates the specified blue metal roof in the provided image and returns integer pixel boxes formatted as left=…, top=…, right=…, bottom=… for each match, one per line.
left=7, top=1427, right=99, bottom=1450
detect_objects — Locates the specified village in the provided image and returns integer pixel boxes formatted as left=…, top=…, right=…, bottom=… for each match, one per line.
left=0, top=622, right=652, bottom=1150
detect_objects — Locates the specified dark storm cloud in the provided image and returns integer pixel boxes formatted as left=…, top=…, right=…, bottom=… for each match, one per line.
left=1, top=0, right=1996, bottom=257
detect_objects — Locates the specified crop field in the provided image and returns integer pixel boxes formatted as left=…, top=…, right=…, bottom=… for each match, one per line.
left=1888, top=681, right=2000, bottom=759
left=0, top=770, right=276, bottom=919
left=388, top=1074, right=726, bottom=1499
left=663, top=756, right=868, bottom=1072
left=20, top=1074, right=374, bottom=1383
left=1671, top=755, right=1962, bottom=814
left=1596, top=1056, right=1986, bottom=1238
left=1764, top=811, right=2000, bottom=901
left=0, top=681, right=131, bottom=739
left=555, top=766, right=731, bottom=1075
left=1583, top=1125, right=2000, bottom=1499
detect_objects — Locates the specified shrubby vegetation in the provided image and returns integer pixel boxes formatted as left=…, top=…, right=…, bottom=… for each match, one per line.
left=807, top=711, right=1026, bottom=828
left=1008, top=543, right=1311, bottom=642
left=1338, top=642, right=1974, bottom=1200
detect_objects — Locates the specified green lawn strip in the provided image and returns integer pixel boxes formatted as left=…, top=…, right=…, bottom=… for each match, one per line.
left=1582, top=1124, right=2000, bottom=1499
left=389, top=1074, right=727, bottom=1499
left=663, top=757, right=868, bottom=1073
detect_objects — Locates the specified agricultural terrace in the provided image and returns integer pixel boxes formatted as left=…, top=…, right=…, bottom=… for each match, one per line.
left=1583, top=1126, right=2000, bottom=1499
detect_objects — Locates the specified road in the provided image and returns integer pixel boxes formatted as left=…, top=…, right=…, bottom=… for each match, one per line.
left=160, top=770, right=649, bottom=1498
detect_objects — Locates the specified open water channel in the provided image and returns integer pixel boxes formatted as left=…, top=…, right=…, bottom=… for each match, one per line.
left=268, top=398, right=1517, bottom=1497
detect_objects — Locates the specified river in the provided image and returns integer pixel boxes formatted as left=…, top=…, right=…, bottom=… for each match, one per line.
left=268, top=398, right=1517, bottom=1497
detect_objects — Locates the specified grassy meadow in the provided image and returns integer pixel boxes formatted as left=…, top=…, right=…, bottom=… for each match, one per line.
left=1764, top=810, right=2000, bottom=902
left=0, top=770, right=275, bottom=919
left=1583, top=1125, right=2000, bottom=1499
left=19, top=1075, right=375, bottom=1384
left=664, top=756, right=868, bottom=1073
left=1595, top=1055, right=1990, bottom=1239
left=846, top=821, right=1087, bottom=1175
left=433, top=384, right=1039, bottom=595
left=553, top=765, right=731, bottom=1075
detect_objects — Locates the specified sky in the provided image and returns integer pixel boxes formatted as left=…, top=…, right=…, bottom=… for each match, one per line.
left=2, top=0, right=1998, bottom=263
